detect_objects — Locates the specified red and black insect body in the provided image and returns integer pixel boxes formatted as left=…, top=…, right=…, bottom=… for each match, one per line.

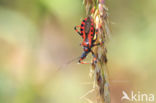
left=74, top=16, right=102, bottom=64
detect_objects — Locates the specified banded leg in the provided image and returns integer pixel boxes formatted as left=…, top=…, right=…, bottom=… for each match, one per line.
left=74, top=25, right=82, bottom=36
left=90, top=50, right=97, bottom=64
left=92, top=41, right=104, bottom=47
left=78, top=51, right=90, bottom=64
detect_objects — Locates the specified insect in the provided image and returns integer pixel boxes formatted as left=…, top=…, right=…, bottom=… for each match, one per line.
left=74, top=16, right=103, bottom=64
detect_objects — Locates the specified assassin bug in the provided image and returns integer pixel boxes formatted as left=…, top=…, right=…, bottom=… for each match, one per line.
left=74, top=16, right=103, bottom=64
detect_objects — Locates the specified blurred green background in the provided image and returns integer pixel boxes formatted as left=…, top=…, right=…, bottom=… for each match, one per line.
left=0, top=0, right=156, bottom=103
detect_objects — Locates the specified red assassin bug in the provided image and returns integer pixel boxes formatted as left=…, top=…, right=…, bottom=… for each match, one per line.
left=74, top=16, right=103, bottom=64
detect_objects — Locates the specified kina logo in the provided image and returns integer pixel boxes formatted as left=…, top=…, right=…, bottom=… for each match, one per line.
left=121, top=90, right=155, bottom=102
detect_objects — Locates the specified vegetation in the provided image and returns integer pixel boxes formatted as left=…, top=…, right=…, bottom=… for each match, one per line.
left=0, top=0, right=155, bottom=103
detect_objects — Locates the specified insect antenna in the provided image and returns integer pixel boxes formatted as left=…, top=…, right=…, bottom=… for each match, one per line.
left=66, top=56, right=80, bottom=64
left=57, top=56, right=80, bottom=71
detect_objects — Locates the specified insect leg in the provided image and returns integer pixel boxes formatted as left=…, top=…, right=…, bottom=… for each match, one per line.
left=79, top=51, right=90, bottom=64
left=93, top=43, right=100, bottom=47
left=74, top=25, right=82, bottom=36
left=92, top=41, right=104, bottom=47
left=90, top=50, right=98, bottom=64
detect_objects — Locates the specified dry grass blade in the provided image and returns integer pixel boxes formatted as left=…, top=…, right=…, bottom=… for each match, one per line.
left=83, top=0, right=111, bottom=103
